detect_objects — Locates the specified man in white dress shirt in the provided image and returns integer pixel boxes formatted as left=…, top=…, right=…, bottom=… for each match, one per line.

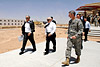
left=19, top=16, right=36, bottom=55
left=44, top=17, right=56, bottom=55
left=84, top=18, right=90, bottom=41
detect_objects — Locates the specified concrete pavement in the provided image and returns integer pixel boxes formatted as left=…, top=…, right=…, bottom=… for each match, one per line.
left=0, top=38, right=100, bottom=67
left=88, top=26, right=100, bottom=37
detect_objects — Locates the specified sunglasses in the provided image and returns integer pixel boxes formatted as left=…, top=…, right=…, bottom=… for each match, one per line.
left=47, top=19, right=50, bottom=21
left=26, top=18, right=29, bottom=19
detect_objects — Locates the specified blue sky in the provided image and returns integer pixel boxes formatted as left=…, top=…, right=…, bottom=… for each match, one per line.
left=0, top=0, right=100, bottom=24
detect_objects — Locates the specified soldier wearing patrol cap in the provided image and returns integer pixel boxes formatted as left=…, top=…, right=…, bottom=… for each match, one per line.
left=62, top=10, right=83, bottom=65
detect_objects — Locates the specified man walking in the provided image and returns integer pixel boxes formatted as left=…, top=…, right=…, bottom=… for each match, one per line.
left=84, top=18, right=90, bottom=41
left=94, top=15, right=98, bottom=26
left=44, top=17, right=56, bottom=55
left=19, top=15, right=36, bottom=55
left=62, top=10, right=83, bottom=65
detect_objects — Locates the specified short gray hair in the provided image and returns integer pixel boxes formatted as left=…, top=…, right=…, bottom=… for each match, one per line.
left=69, top=10, right=76, bottom=16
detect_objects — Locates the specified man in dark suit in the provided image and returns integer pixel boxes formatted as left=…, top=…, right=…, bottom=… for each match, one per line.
left=19, top=15, right=36, bottom=55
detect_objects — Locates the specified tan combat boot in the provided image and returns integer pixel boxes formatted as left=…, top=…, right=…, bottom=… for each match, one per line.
left=62, top=58, right=69, bottom=65
left=75, top=56, right=80, bottom=63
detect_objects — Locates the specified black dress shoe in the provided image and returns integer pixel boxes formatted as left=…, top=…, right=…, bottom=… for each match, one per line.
left=19, top=51, right=24, bottom=55
left=32, top=49, right=36, bottom=52
left=52, top=49, right=56, bottom=52
left=44, top=51, right=49, bottom=55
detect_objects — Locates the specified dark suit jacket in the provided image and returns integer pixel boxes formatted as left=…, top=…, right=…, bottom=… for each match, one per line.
left=82, top=20, right=85, bottom=32
left=52, top=20, right=56, bottom=24
left=21, top=20, right=35, bottom=35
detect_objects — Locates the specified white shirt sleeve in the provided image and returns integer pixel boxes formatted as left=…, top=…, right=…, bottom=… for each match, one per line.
left=88, top=22, right=90, bottom=30
left=45, top=30, right=47, bottom=35
left=50, top=23, right=56, bottom=35
left=45, top=23, right=48, bottom=35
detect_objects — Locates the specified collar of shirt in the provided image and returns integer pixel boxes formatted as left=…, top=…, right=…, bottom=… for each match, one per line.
left=26, top=21, right=30, bottom=23
left=46, top=22, right=51, bottom=25
left=48, top=21, right=51, bottom=24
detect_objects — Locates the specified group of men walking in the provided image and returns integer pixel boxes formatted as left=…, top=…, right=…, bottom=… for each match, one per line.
left=19, top=16, right=56, bottom=55
left=19, top=10, right=91, bottom=66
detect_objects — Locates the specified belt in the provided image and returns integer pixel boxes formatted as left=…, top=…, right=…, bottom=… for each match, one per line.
left=47, top=32, right=50, bottom=34
left=46, top=32, right=55, bottom=34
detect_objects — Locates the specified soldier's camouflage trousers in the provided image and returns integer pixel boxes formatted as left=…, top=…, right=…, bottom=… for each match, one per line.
left=65, top=38, right=81, bottom=58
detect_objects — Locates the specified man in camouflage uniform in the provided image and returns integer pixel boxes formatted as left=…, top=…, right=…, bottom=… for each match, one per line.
left=62, top=10, right=83, bottom=65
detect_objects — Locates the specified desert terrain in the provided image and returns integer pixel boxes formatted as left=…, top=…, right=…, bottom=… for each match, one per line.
left=0, top=25, right=100, bottom=54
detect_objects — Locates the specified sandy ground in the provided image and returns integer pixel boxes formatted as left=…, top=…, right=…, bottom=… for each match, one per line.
left=0, top=26, right=67, bottom=54
left=0, top=25, right=100, bottom=54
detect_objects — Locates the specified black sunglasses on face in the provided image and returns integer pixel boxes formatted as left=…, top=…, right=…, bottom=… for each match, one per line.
left=47, top=19, right=50, bottom=21
left=26, top=18, right=29, bottom=19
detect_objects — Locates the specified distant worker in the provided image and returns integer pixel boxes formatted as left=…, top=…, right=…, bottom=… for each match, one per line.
left=98, top=17, right=100, bottom=27
left=94, top=15, right=98, bottom=26
left=87, top=15, right=90, bottom=22
left=51, top=16, right=56, bottom=24
left=44, top=17, right=56, bottom=55
left=76, top=14, right=81, bottom=19
left=84, top=18, right=90, bottom=41
left=62, top=10, right=83, bottom=65
left=19, top=15, right=36, bottom=55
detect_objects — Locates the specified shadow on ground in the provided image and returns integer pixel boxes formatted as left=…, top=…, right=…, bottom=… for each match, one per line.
left=96, top=41, right=100, bottom=43
left=43, top=49, right=56, bottom=55
left=24, top=48, right=36, bottom=54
